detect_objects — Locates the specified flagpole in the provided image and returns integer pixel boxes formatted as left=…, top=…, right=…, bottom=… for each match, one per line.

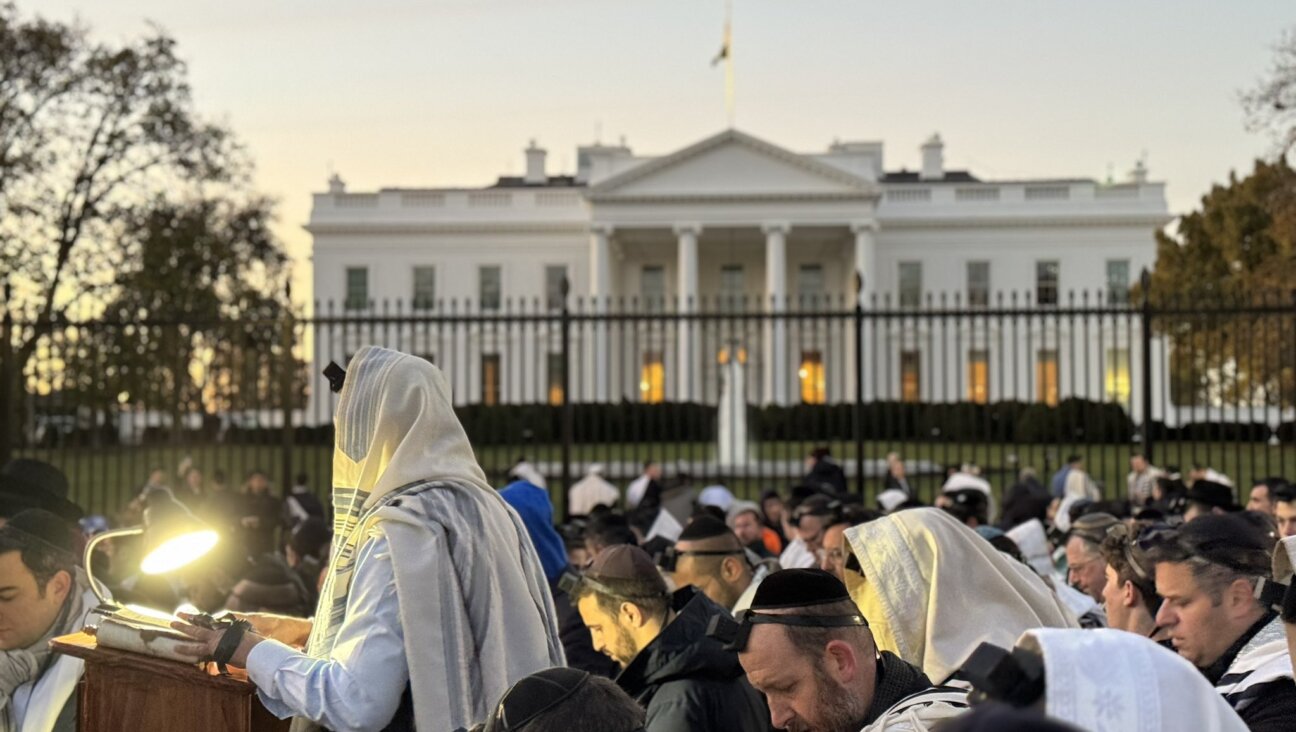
left=724, top=0, right=734, bottom=128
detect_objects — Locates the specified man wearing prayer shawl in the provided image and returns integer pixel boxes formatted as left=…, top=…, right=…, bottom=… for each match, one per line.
left=842, top=507, right=1079, bottom=682
left=174, top=347, right=565, bottom=731
left=958, top=628, right=1248, bottom=731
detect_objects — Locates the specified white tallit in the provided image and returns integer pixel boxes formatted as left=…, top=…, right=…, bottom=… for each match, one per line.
left=1022, top=628, right=1248, bottom=731
left=304, top=346, right=563, bottom=731
left=843, top=508, right=1079, bottom=681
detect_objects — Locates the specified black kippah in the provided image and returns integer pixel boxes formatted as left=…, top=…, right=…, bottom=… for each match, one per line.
left=679, top=515, right=732, bottom=542
left=750, top=568, right=852, bottom=610
left=488, top=667, right=592, bottom=731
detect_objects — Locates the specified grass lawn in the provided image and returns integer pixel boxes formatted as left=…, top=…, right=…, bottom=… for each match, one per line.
left=22, top=438, right=1296, bottom=518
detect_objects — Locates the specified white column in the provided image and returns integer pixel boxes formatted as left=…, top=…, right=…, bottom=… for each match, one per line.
left=852, top=220, right=879, bottom=306
left=589, top=225, right=613, bottom=402
left=851, top=220, right=880, bottom=403
left=675, top=223, right=701, bottom=401
left=763, top=222, right=789, bottom=405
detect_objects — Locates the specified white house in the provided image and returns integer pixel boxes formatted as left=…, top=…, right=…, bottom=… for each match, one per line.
left=308, top=129, right=1170, bottom=420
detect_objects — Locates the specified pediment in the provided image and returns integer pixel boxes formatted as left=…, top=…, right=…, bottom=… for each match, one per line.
left=588, top=129, right=877, bottom=200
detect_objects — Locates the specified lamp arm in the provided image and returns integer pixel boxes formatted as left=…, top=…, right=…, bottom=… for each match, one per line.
left=83, top=526, right=144, bottom=607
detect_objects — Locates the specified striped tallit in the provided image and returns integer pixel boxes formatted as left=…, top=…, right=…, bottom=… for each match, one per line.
left=1214, top=616, right=1292, bottom=718
left=300, top=346, right=563, bottom=730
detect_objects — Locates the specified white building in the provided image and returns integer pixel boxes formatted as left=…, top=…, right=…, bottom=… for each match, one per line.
left=309, top=129, right=1170, bottom=418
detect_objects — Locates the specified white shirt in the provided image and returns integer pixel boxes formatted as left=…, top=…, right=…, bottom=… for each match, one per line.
left=626, top=474, right=651, bottom=509
left=779, top=538, right=817, bottom=569
left=568, top=474, right=619, bottom=516
left=732, top=563, right=772, bottom=614
left=246, top=534, right=408, bottom=732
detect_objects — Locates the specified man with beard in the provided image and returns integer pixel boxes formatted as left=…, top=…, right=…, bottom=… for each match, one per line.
left=669, top=516, right=776, bottom=614
left=570, top=544, right=769, bottom=731
left=735, top=569, right=968, bottom=732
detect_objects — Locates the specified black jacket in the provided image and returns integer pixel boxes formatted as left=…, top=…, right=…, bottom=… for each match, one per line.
left=805, top=459, right=848, bottom=496
left=616, top=587, right=771, bottom=732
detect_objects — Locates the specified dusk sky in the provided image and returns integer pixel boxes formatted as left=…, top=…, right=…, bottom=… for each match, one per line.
left=35, top=1, right=1295, bottom=303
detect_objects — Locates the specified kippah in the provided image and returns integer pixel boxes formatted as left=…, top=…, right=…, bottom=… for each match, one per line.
left=490, top=667, right=591, bottom=731
left=679, top=515, right=732, bottom=542
left=751, top=568, right=852, bottom=610
left=587, top=544, right=661, bottom=584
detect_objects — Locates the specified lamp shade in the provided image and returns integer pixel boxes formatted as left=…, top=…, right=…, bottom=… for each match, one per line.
left=137, top=488, right=218, bottom=575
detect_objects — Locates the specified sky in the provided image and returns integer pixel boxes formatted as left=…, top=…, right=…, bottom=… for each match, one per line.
left=32, top=1, right=1296, bottom=304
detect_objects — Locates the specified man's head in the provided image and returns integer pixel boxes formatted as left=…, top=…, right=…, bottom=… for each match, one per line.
left=1247, top=477, right=1288, bottom=515
left=583, top=514, right=638, bottom=557
left=1148, top=513, right=1274, bottom=668
left=1183, top=481, right=1238, bottom=522
left=147, top=467, right=166, bottom=486
left=821, top=523, right=850, bottom=580
left=793, top=495, right=838, bottom=555
left=244, top=470, right=270, bottom=495
left=738, top=569, right=877, bottom=732
left=475, top=667, right=645, bottom=732
left=1100, top=522, right=1162, bottom=635
left=729, top=505, right=765, bottom=547
left=571, top=545, right=671, bottom=668
left=761, top=490, right=785, bottom=525
left=941, top=489, right=989, bottom=528
left=671, top=516, right=752, bottom=610
left=1275, top=487, right=1296, bottom=539
left=1065, top=513, right=1119, bottom=603
left=1067, top=454, right=1084, bottom=469
left=642, top=461, right=661, bottom=480
left=0, top=510, right=76, bottom=651
left=1130, top=453, right=1148, bottom=474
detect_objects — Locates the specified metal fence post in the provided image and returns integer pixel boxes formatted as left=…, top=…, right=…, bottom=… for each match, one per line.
left=854, top=271, right=865, bottom=499
left=280, top=281, right=296, bottom=492
left=1139, top=268, right=1155, bottom=464
left=559, top=277, right=573, bottom=519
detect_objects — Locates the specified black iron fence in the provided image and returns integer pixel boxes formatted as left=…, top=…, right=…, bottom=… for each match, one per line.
left=4, top=278, right=1296, bottom=517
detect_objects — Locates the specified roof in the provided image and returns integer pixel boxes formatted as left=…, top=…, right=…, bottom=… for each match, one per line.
left=882, top=170, right=980, bottom=183
left=490, top=175, right=585, bottom=189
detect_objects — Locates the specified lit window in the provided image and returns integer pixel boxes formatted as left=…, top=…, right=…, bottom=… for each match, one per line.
left=1105, top=348, right=1130, bottom=403
left=799, top=351, right=825, bottom=404
left=640, top=352, right=664, bottom=403
left=1036, top=349, right=1059, bottom=406
left=481, top=354, right=501, bottom=405
left=967, top=350, right=989, bottom=404
left=901, top=350, right=921, bottom=402
left=547, top=353, right=564, bottom=405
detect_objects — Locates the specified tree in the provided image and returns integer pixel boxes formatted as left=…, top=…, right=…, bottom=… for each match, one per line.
left=1141, top=159, right=1296, bottom=407
left=1244, top=28, right=1296, bottom=158
left=0, top=5, right=277, bottom=459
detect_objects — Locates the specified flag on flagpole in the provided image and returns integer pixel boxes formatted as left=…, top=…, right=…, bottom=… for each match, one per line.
left=712, top=0, right=734, bottom=127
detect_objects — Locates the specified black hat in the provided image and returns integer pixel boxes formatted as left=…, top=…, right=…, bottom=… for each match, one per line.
left=480, top=668, right=607, bottom=732
left=6, top=508, right=76, bottom=556
left=0, top=459, right=82, bottom=522
left=1155, top=513, right=1273, bottom=576
left=1186, top=481, right=1239, bottom=512
left=751, top=568, right=852, bottom=610
left=678, top=515, right=731, bottom=542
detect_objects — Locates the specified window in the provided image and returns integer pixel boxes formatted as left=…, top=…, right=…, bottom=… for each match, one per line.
left=797, top=264, right=825, bottom=309
left=641, top=266, right=665, bottom=312
left=545, top=265, right=567, bottom=311
left=412, top=266, right=436, bottom=310
left=799, top=351, right=825, bottom=404
left=967, top=261, right=990, bottom=307
left=1105, top=348, right=1131, bottom=403
left=345, top=267, right=368, bottom=311
left=547, top=353, right=564, bottom=405
left=1036, top=261, right=1059, bottom=306
left=1106, top=260, right=1130, bottom=305
left=901, top=350, right=921, bottom=402
left=899, top=262, right=923, bottom=308
left=640, top=351, right=665, bottom=403
left=1036, top=349, right=1059, bottom=406
left=481, top=354, right=501, bottom=405
left=479, top=266, right=502, bottom=311
left=967, top=350, right=989, bottom=404
left=720, top=265, right=744, bottom=310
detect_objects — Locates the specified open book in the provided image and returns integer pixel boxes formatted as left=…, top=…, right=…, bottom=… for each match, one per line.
left=91, top=605, right=201, bottom=664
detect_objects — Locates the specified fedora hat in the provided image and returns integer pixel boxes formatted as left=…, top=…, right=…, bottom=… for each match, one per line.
left=0, top=459, right=83, bottom=522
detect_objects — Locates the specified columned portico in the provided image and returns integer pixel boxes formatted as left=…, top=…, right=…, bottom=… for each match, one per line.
left=763, top=222, right=790, bottom=405
left=675, top=223, right=701, bottom=401
left=852, top=220, right=879, bottom=306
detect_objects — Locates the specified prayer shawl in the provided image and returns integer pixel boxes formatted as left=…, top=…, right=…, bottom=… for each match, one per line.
left=1212, top=615, right=1292, bottom=722
left=843, top=508, right=1078, bottom=682
left=1022, top=628, right=1247, bottom=731
left=303, top=346, right=563, bottom=732
left=1, top=573, right=96, bottom=732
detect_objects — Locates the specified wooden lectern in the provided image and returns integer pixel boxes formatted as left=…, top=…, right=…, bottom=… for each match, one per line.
left=51, top=632, right=291, bottom=732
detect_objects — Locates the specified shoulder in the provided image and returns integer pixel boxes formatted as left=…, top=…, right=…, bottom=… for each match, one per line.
left=863, top=687, right=971, bottom=732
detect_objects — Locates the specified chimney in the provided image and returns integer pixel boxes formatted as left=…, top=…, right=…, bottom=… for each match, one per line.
left=327, top=172, right=346, bottom=194
left=1128, top=159, right=1148, bottom=184
left=524, top=140, right=548, bottom=185
left=920, top=133, right=944, bottom=181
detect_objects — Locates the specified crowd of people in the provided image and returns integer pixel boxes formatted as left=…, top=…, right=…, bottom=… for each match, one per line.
left=2, top=345, right=1296, bottom=732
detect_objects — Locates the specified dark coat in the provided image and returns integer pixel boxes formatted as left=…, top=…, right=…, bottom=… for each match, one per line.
left=616, top=587, right=771, bottom=732
left=805, top=458, right=848, bottom=496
